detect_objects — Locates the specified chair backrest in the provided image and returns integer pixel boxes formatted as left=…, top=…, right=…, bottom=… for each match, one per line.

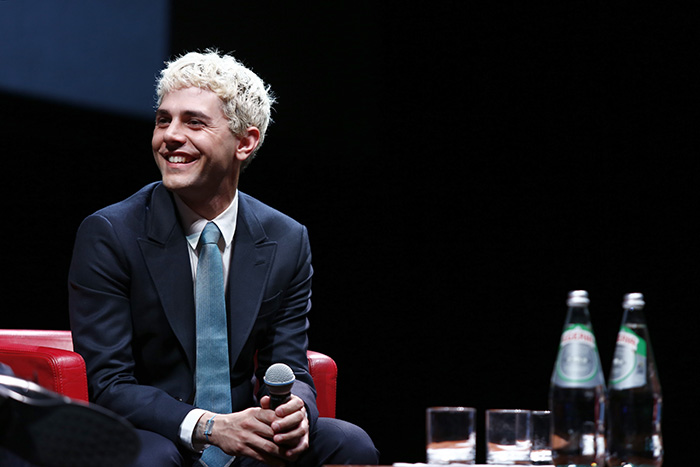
left=0, top=329, right=74, bottom=350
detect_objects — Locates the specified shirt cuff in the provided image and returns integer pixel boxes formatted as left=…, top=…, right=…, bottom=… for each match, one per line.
left=179, top=408, right=208, bottom=452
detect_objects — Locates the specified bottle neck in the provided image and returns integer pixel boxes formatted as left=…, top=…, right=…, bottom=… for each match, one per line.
left=622, top=305, right=647, bottom=327
left=565, top=305, right=593, bottom=326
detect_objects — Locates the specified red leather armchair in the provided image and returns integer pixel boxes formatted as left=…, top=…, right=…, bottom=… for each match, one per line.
left=0, top=329, right=337, bottom=418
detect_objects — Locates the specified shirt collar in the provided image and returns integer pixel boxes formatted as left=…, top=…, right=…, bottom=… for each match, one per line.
left=173, top=191, right=239, bottom=251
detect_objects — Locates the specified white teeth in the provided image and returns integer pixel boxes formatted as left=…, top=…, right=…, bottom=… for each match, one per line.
left=168, top=156, right=187, bottom=163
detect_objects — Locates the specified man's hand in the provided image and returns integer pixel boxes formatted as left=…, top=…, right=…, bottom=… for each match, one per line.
left=194, top=395, right=309, bottom=465
left=195, top=407, right=283, bottom=466
left=261, top=395, right=310, bottom=461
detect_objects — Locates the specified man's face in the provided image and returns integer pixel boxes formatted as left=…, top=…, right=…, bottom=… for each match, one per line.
left=152, top=87, right=242, bottom=208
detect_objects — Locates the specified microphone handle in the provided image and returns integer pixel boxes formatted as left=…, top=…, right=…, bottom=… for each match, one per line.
left=269, top=393, right=291, bottom=409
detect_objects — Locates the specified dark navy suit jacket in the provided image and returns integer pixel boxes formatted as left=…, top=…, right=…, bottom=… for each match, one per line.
left=68, top=182, right=317, bottom=444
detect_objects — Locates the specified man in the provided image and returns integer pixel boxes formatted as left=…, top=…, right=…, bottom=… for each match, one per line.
left=68, top=50, right=378, bottom=466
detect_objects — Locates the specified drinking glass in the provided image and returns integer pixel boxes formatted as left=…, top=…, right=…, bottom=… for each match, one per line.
left=530, top=410, right=552, bottom=465
left=485, top=409, right=531, bottom=465
left=426, top=407, right=476, bottom=464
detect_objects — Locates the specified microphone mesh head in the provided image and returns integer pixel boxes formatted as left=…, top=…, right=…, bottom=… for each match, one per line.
left=264, top=363, right=295, bottom=386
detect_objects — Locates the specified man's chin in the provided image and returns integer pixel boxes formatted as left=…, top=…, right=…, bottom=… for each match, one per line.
left=161, top=177, right=196, bottom=196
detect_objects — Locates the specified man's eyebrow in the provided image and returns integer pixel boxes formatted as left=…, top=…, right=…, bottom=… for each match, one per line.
left=155, top=108, right=212, bottom=120
left=183, top=110, right=212, bottom=120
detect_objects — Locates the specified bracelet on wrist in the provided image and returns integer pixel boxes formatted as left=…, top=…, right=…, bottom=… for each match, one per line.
left=204, top=414, right=217, bottom=443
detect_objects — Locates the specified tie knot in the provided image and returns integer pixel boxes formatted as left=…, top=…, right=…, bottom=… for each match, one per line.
left=201, top=222, right=221, bottom=245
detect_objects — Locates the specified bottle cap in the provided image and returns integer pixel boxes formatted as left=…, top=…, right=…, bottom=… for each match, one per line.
left=567, top=289, right=590, bottom=307
left=622, top=292, right=645, bottom=309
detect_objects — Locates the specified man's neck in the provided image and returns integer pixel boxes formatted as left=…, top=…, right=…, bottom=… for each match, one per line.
left=176, top=189, right=237, bottom=220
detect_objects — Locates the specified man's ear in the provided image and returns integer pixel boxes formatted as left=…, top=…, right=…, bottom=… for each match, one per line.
left=235, top=126, right=261, bottom=162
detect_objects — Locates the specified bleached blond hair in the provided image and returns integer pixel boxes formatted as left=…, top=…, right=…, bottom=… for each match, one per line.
left=155, top=50, right=275, bottom=165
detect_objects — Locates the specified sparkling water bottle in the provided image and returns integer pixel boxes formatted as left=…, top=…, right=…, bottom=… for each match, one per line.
left=607, top=293, right=663, bottom=467
left=549, top=290, right=607, bottom=467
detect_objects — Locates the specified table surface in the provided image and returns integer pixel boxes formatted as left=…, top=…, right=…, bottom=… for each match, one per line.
left=393, top=463, right=554, bottom=466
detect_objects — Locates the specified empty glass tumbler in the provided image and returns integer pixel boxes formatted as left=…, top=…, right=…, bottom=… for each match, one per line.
left=426, top=407, right=477, bottom=464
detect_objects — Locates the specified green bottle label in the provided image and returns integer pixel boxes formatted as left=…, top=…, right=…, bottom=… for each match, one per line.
left=553, top=324, right=604, bottom=388
left=610, top=326, right=647, bottom=389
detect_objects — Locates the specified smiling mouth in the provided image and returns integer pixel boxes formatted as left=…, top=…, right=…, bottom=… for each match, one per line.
left=165, top=154, right=195, bottom=164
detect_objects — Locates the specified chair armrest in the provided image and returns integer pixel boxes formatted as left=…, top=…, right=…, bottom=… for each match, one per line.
left=0, top=343, right=88, bottom=402
left=307, top=350, right=337, bottom=419
left=0, top=339, right=336, bottom=415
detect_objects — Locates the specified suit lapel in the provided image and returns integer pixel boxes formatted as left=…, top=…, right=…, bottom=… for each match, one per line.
left=227, top=194, right=276, bottom=365
left=136, top=187, right=277, bottom=372
left=138, top=184, right=197, bottom=369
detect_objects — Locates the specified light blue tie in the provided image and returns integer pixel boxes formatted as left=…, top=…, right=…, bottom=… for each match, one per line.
left=195, top=222, right=233, bottom=467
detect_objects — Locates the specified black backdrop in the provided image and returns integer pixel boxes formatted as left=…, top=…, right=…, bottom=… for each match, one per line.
left=4, top=2, right=698, bottom=464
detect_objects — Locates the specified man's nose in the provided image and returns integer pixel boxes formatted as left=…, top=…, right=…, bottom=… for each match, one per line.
left=163, top=121, right=186, bottom=145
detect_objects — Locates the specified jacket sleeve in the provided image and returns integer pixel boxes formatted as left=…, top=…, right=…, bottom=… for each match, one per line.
left=253, top=224, right=319, bottom=428
left=68, top=213, right=193, bottom=443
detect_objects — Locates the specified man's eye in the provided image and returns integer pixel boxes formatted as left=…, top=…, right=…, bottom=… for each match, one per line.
left=156, top=118, right=170, bottom=126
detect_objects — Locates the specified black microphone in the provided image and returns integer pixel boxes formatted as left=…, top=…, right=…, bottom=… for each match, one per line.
left=263, top=363, right=295, bottom=409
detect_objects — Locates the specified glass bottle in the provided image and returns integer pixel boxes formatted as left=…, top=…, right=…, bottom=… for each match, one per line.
left=549, top=290, right=607, bottom=467
left=607, top=293, right=663, bottom=466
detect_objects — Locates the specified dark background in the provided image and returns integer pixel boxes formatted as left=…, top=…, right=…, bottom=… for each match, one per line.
left=3, top=1, right=697, bottom=464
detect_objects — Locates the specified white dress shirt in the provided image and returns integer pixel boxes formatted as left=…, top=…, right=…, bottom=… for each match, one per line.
left=173, top=191, right=239, bottom=451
